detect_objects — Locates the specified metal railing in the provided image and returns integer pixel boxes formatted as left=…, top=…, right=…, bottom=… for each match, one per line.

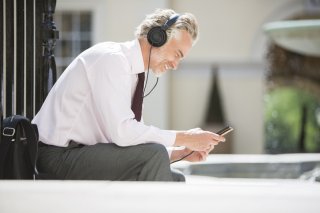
left=1, top=0, right=59, bottom=144
left=1, top=0, right=59, bottom=143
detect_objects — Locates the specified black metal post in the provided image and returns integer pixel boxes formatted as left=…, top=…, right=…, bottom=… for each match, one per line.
left=16, top=0, right=25, bottom=115
left=5, top=0, right=14, bottom=117
left=35, top=0, right=43, bottom=113
left=26, top=0, right=35, bottom=119
left=0, top=0, right=3, bottom=144
left=42, top=0, right=58, bottom=97
left=35, top=0, right=59, bottom=114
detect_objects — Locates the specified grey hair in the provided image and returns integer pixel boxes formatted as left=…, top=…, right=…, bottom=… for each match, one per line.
left=135, top=8, right=199, bottom=45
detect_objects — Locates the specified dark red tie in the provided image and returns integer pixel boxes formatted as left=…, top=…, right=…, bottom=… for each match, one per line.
left=131, top=72, right=145, bottom=121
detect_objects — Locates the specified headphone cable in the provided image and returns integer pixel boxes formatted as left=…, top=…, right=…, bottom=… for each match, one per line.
left=143, top=46, right=159, bottom=98
left=170, top=151, right=195, bottom=164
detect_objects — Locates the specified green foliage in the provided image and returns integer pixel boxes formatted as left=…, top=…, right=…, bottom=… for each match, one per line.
left=264, top=87, right=320, bottom=153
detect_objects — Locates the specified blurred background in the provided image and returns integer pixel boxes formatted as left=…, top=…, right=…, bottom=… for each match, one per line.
left=53, top=0, right=320, bottom=155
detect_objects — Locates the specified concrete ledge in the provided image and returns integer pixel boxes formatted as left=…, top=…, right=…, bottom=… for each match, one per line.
left=0, top=179, right=320, bottom=213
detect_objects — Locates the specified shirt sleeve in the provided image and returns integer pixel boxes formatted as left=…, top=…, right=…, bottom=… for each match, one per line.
left=85, top=53, right=176, bottom=147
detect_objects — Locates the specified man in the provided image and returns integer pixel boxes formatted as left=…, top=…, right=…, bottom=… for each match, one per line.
left=33, top=8, right=225, bottom=182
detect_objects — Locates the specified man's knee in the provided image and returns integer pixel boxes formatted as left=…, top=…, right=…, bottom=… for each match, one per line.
left=143, top=143, right=169, bottom=159
left=134, top=143, right=171, bottom=169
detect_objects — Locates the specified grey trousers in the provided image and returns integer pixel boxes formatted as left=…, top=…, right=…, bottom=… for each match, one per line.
left=37, top=141, right=185, bottom=182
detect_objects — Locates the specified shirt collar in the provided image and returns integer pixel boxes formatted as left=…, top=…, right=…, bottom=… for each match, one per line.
left=122, top=39, right=145, bottom=75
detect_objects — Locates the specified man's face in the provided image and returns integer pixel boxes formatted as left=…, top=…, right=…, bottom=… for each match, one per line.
left=150, top=30, right=193, bottom=77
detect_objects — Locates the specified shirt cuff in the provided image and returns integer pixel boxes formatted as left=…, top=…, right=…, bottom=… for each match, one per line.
left=158, top=129, right=176, bottom=147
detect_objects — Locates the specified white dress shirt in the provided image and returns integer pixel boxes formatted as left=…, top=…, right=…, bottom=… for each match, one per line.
left=32, top=39, right=176, bottom=148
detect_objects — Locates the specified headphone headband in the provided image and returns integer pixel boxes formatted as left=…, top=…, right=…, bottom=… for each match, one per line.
left=162, top=14, right=180, bottom=30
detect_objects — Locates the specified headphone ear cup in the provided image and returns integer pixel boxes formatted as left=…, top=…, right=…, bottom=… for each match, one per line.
left=147, top=26, right=167, bottom=47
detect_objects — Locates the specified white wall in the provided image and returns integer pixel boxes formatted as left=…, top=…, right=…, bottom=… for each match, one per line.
left=171, top=62, right=265, bottom=154
left=171, top=0, right=305, bottom=63
left=167, top=0, right=306, bottom=153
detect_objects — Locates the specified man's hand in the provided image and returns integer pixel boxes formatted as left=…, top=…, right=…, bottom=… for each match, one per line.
left=170, top=145, right=215, bottom=163
left=174, top=128, right=225, bottom=152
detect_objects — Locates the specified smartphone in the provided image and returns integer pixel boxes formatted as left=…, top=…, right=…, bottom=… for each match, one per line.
left=216, top=126, right=233, bottom=136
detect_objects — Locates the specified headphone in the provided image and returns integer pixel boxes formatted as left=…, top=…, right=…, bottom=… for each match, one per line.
left=147, top=14, right=180, bottom=47
left=143, top=14, right=179, bottom=98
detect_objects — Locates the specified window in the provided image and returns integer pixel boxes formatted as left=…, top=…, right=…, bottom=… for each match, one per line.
left=54, top=11, right=92, bottom=76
